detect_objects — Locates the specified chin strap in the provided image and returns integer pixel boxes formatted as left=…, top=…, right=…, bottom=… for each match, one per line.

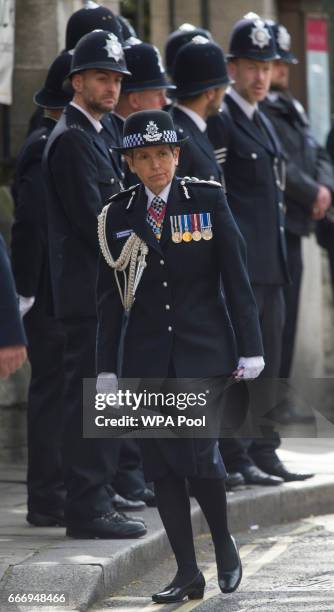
left=98, top=203, right=149, bottom=311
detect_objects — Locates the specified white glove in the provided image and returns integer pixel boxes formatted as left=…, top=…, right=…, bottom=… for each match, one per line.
left=18, top=295, right=35, bottom=317
left=234, top=356, right=265, bottom=380
left=96, top=372, right=118, bottom=395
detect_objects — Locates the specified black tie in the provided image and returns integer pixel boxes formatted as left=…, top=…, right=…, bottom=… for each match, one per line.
left=253, top=110, right=272, bottom=148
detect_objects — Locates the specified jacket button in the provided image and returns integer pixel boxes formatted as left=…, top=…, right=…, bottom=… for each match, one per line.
left=280, top=226, right=284, bottom=233
left=165, top=304, right=170, bottom=310
left=251, top=153, right=257, bottom=159
left=168, top=326, right=172, bottom=332
left=163, top=281, right=168, bottom=287
left=160, top=259, right=165, bottom=265
left=110, top=178, right=115, bottom=184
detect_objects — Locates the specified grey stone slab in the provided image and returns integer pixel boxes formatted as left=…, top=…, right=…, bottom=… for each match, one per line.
left=0, top=565, right=103, bottom=612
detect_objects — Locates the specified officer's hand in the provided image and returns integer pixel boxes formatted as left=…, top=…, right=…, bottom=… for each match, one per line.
left=312, top=185, right=332, bottom=220
left=0, top=345, right=27, bottom=379
left=233, top=356, right=265, bottom=380
left=96, top=372, right=118, bottom=395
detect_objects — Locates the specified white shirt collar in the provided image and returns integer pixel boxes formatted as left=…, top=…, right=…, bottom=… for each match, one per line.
left=175, top=104, right=207, bottom=133
left=145, top=182, right=172, bottom=209
left=70, top=101, right=103, bottom=133
left=227, top=86, right=258, bottom=120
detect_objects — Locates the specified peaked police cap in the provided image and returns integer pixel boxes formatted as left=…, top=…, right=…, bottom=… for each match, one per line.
left=173, top=38, right=230, bottom=98
left=65, top=4, right=123, bottom=50
left=122, top=43, right=175, bottom=93
left=165, top=24, right=212, bottom=75
left=113, top=110, right=187, bottom=152
left=34, top=51, right=73, bottom=108
left=227, top=13, right=279, bottom=62
left=268, top=21, right=298, bottom=64
left=69, top=29, right=131, bottom=77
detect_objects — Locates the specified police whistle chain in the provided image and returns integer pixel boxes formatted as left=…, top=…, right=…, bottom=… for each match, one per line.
left=98, top=204, right=149, bottom=311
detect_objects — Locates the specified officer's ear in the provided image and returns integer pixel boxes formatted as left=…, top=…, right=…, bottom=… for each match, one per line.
left=124, top=152, right=135, bottom=172
left=227, top=59, right=238, bottom=81
left=173, top=147, right=180, bottom=165
left=71, top=73, right=84, bottom=94
left=128, top=91, right=141, bottom=111
left=205, top=89, right=215, bottom=103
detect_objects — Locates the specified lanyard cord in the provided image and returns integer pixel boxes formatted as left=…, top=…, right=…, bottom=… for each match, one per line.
left=98, top=204, right=148, bottom=311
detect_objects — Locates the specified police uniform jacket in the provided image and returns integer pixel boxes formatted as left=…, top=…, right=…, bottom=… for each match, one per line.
left=170, top=106, right=222, bottom=182
left=43, top=104, right=123, bottom=319
left=96, top=177, right=263, bottom=379
left=207, top=94, right=289, bottom=286
left=11, top=117, right=56, bottom=314
left=101, top=112, right=125, bottom=184
left=261, top=92, right=334, bottom=237
left=0, top=234, right=27, bottom=348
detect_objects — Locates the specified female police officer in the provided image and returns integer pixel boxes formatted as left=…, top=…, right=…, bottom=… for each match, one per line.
left=96, top=110, right=264, bottom=603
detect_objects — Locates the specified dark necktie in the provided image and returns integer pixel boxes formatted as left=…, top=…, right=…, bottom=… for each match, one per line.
left=253, top=110, right=272, bottom=148
left=147, top=196, right=166, bottom=241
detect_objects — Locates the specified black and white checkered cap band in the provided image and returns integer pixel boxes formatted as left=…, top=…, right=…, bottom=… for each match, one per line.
left=123, top=133, right=145, bottom=147
left=123, top=130, right=178, bottom=148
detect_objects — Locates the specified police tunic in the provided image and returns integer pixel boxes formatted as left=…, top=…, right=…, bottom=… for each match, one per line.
left=170, top=106, right=222, bottom=183
left=208, top=93, right=289, bottom=285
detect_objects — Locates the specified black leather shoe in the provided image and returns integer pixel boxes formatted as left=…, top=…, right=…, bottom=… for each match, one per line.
left=111, top=493, right=146, bottom=510
left=152, top=571, right=205, bottom=603
left=226, top=472, right=245, bottom=490
left=117, top=511, right=146, bottom=526
left=27, top=509, right=65, bottom=527
left=218, top=536, right=242, bottom=594
left=264, top=463, right=314, bottom=482
left=241, top=465, right=283, bottom=486
left=66, top=511, right=147, bottom=539
left=128, top=488, right=156, bottom=507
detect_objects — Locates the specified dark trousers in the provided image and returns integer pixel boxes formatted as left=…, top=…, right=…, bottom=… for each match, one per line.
left=220, top=284, right=285, bottom=471
left=279, top=232, right=303, bottom=378
left=61, top=318, right=121, bottom=521
left=114, top=440, right=147, bottom=497
left=25, top=309, right=66, bottom=513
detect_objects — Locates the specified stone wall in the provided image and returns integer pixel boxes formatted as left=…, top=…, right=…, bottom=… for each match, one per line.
left=150, top=0, right=278, bottom=53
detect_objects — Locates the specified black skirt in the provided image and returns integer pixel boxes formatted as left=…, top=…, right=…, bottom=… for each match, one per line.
left=135, top=374, right=228, bottom=482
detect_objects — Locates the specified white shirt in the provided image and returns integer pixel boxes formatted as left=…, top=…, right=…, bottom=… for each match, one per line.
left=145, top=182, right=172, bottom=210
left=175, top=104, right=207, bottom=133
left=70, top=101, right=103, bottom=133
left=227, top=86, right=257, bottom=120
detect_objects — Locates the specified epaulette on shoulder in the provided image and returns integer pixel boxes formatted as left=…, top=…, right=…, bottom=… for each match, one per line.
left=182, top=176, right=222, bottom=187
left=108, top=183, right=141, bottom=203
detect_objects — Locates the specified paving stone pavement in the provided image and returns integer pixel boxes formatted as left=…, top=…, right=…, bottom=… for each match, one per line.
left=0, top=439, right=333, bottom=611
